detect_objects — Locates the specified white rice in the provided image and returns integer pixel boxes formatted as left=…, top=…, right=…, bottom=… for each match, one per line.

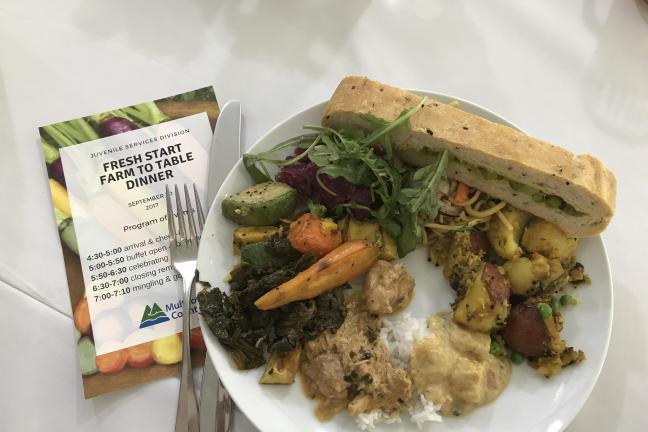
left=355, top=314, right=442, bottom=430
left=409, top=394, right=443, bottom=429
left=380, top=313, right=429, bottom=369
left=355, top=410, right=402, bottom=431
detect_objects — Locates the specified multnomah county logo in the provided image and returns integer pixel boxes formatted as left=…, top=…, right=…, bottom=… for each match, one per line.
left=139, top=303, right=170, bottom=328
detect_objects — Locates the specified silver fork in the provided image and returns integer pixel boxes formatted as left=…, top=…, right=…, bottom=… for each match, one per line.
left=166, top=183, right=202, bottom=432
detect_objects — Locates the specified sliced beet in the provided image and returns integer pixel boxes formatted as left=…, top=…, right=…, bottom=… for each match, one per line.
left=502, top=303, right=550, bottom=357
left=482, top=263, right=510, bottom=304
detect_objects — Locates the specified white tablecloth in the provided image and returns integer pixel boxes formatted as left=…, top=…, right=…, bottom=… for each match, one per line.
left=1, top=1, right=647, bottom=431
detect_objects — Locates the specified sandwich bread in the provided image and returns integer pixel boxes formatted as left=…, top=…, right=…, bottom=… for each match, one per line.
left=322, top=76, right=616, bottom=237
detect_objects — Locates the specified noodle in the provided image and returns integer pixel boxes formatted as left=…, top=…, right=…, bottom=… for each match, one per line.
left=496, top=210, right=514, bottom=231
left=451, top=190, right=481, bottom=207
left=426, top=185, right=510, bottom=235
left=425, top=217, right=489, bottom=232
left=465, top=201, right=507, bottom=218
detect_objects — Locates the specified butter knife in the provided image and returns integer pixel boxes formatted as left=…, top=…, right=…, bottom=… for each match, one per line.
left=200, top=100, right=240, bottom=432
left=206, top=100, right=241, bottom=205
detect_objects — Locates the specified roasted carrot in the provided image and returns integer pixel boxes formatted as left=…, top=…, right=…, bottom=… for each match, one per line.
left=255, top=240, right=378, bottom=310
left=453, top=182, right=471, bottom=204
left=287, top=213, right=343, bottom=256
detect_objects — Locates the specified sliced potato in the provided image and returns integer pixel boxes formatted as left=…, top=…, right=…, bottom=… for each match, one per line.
left=486, top=205, right=532, bottom=260
left=260, top=347, right=302, bottom=384
left=521, top=219, right=578, bottom=261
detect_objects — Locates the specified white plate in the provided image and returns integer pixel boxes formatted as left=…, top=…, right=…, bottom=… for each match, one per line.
left=196, top=91, right=613, bottom=432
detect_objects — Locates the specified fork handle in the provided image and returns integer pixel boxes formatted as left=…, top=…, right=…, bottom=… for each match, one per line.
left=175, top=275, right=200, bottom=432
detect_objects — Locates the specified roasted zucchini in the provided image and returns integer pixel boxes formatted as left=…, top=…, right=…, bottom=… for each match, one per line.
left=259, top=347, right=302, bottom=384
left=233, top=226, right=282, bottom=254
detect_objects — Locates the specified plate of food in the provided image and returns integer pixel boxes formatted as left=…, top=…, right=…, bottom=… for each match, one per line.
left=196, top=77, right=616, bottom=432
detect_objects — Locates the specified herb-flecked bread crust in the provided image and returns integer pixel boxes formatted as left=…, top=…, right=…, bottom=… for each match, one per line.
left=322, top=76, right=616, bottom=237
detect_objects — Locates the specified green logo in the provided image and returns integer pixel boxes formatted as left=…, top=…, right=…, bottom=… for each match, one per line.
left=139, top=303, right=170, bottom=328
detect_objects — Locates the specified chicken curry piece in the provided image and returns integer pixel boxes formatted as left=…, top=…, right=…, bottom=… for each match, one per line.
left=300, top=297, right=412, bottom=421
left=363, top=260, right=415, bottom=314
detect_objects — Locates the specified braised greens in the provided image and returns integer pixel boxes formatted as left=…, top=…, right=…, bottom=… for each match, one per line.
left=198, top=239, right=347, bottom=369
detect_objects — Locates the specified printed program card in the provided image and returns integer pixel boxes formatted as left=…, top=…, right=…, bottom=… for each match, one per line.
left=60, top=113, right=210, bottom=355
left=39, top=87, right=219, bottom=398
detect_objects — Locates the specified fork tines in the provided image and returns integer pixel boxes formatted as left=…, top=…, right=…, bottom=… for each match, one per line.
left=165, top=184, right=204, bottom=247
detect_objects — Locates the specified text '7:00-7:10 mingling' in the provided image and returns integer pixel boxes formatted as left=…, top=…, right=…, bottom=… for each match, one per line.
left=94, top=287, right=131, bottom=302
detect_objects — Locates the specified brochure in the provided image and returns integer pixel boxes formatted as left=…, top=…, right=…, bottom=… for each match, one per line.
left=40, top=88, right=219, bottom=398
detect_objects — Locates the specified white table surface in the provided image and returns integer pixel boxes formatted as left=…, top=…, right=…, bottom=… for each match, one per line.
left=1, top=0, right=647, bottom=431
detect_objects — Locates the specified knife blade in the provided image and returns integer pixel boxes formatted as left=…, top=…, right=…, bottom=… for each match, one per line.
left=206, top=100, right=241, bottom=206
left=200, top=99, right=240, bottom=432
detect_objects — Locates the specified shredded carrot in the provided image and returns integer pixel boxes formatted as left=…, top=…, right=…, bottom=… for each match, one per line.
left=453, top=182, right=471, bottom=204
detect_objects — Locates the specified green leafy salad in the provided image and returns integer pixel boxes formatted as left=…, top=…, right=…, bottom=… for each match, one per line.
left=243, top=99, right=449, bottom=257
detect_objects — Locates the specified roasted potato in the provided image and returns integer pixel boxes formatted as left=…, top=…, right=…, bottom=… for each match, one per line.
left=537, top=258, right=572, bottom=293
left=345, top=219, right=398, bottom=261
left=502, top=253, right=550, bottom=296
left=521, top=219, right=578, bottom=262
left=428, top=231, right=453, bottom=267
left=260, top=347, right=302, bottom=384
left=486, top=206, right=532, bottom=260
left=380, top=227, right=399, bottom=261
left=532, top=347, right=586, bottom=378
left=453, top=263, right=510, bottom=333
left=443, top=232, right=482, bottom=284
left=346, top=219, right=381, bottom=243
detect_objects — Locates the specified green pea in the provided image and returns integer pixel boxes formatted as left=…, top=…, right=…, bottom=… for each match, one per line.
left=511, top=351, right=525, bottom=365
left=479, top=167, right=499, bottom=180
left=560, top=294, right=576, bottom=306
left=537, top=303, right=553, bottom=319
left=546, top=195, right=563, bottom=208
left=509, top=180, right=523, bottom=191
left=532, top=193, right=545, bottom=203
left=551, top=296, right=561, bottom=311
left=490, top=340, right=501, bottom=355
